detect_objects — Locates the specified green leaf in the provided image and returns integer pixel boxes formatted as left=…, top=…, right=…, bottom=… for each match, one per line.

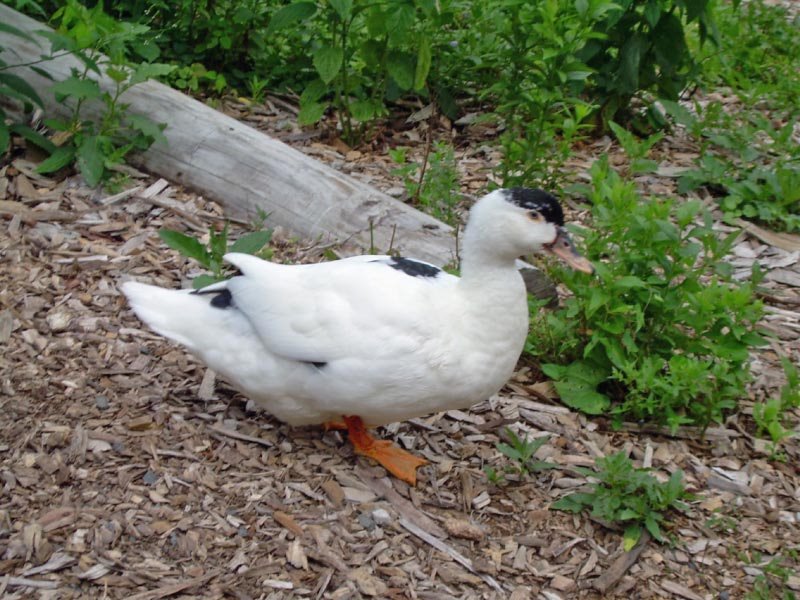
left=313, top=46, right=343, bottom=84
left=414, top=37, right=432, bottom=91
left=158, top=229, right=211, bottom=268
left=623, top=525, right=642, bottom=551
left=644, top=514, right=663, bottom=541
left=126, top=114, right=167, bottom=146
left=614, top=276, right=646, bottom=289
left=0, top=73, right=43, bottom=107
left=0, top=123, right=9, bottom=153
left=230, top=230, right=273, bottom=255
left=267, top=2, right=317, bottom=34
left=10, top=123, right=56, bottom=154
left=192, top=274, right=222, bottom=290
left=209, top=223, right=229, bottom=264
left=329, top=0, right=353, bottom=20
left=350, top=99, right=381, bottom=122
left=298, top=101, right=326, bottom=125
left=51, top=76, right=102, bottom=101
left=76, top=136, right=105, bottom=187
left=386, top=50, right=415, bottom=90
left=129, top=62, right=176, bottom=85
left=36, top=146, right=76, bottom=174
left=553, top=382, right=610, bottom=414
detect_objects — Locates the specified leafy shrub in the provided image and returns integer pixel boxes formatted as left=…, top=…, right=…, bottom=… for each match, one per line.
left=456, top=0, right=607, bottom=188
left=578, top=0, right=718, bottom=127
left=268, top=0, right=451, bottom=143
left=552, top=451, right=689, bottom=550
left=527, top=157, right=765, bottom=431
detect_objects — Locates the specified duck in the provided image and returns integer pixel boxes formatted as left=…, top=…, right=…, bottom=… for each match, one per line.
left=122, top=188, right=593, bottom=485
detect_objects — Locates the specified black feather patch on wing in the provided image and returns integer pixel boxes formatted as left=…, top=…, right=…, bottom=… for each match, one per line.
left=383, top=256, right=441, bottom=278
left=192, top=287, right=233, bottom=309
left=506, top=188, right=564, bottom=226
left=301, top=360, right=327, bottom=369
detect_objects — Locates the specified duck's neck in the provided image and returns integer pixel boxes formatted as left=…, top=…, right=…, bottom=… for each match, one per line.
left=458, top=227, right=528, bottom=316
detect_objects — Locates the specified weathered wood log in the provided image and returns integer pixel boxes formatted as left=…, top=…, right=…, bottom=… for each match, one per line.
left=0, top=5, right=555, bottom=298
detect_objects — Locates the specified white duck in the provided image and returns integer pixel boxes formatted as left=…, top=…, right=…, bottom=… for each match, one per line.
left=122, top=188, right=592, bottom=484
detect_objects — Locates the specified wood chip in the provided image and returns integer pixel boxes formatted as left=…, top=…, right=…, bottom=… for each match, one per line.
left=661, top=579, right=706, bottom=600
left=399, top=517, right=503, bottom=593
left=273, top=510, right=304, bottom=537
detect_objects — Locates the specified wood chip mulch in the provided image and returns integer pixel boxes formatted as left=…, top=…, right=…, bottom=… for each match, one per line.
left=1, top=89, right=799, bottom=599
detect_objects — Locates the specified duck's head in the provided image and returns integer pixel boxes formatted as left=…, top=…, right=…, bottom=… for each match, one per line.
left=467, top=188, right=594, bottom=273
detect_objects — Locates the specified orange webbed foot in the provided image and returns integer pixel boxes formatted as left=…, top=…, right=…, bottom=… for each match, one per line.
left=342, top=415, right=428, bottom=485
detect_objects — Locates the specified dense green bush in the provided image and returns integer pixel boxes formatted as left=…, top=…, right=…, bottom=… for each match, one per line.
left=579, top=0, right=718, bottom=128
left=527, top=157, right=765, bottom=431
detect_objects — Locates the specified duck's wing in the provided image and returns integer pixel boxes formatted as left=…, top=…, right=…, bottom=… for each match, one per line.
left=223, top=252, right=458, bottom=364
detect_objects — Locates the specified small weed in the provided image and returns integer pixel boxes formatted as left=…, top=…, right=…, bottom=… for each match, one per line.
left=390, top=141, right=460, bottom=226
left=484, top=429, right=552, bottom=485
left=608, top=121, right=663, bottom=175
left=496, top=428, right=552, bottom=476
left=752, top=357, right=800, bottom=459
left=483, top=465, right=505, bottom=486
left=704, top=511, right=739, bottom=535
left=745, top=553, right=799, bottom=600
left=552, top=451, right=690, bottom=551
left=168, top=63, right=228, bottom=95
left=159, top=224, right=272, bottom=289
left=665, top=101, right=800, bottom=232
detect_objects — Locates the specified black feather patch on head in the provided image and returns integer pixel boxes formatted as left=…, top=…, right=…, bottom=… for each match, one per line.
left=381, top=256, right=441, bottom=278
left=506, top=188, right=564, bottom=226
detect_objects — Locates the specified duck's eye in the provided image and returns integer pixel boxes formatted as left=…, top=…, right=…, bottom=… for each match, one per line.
left=528, top=210, right=541, bottom=220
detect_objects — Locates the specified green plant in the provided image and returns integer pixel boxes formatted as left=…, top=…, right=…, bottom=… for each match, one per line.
left=578, top=0, right=718, bottom=127
left=114, top=0, right=271, bottom=88
left=665, top=100, right=800, bottom=232
left=608, top=121, right=663, bottom=175
left=461, top=0, right=606, bottom=188
left=752, top=357, right=800, bottom=458
left=496, top=429, right=552, bottom=476
left=529, top=156, right=765, bottom=430
left=168, top=63, right=227, bottom=95
left=552, top=451, right=689, bottom=550
left=483, top=465, right=505, bottom=486
left=0, top=23, right=50, bottom=155
left=390, top=141, right=460, bottom=226
left=698, top=0, right=800, bottom=117
left=484, top=429, right=553, bottom=485
left=32, top=1, right=172, bottom=186
left=159, top=224, right=273, bottom=289
left=266, top=0, right=445, bottom=143
left=745, top=553, right=798, bottom=600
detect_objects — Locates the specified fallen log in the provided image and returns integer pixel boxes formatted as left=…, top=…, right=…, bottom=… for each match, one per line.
left=0, top=5, right=555, bottom=297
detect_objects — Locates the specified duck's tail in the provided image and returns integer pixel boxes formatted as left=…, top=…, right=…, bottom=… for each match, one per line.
left=121, top=281, right=233, bottom=352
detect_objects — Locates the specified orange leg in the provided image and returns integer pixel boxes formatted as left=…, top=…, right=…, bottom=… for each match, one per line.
left=323, top=419, right=347, bottom=431
left=342, top=415, right=428, bottom=486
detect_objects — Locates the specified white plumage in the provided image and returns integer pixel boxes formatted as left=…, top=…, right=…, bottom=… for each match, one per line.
left=122, top=188, right=592, bottom=483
